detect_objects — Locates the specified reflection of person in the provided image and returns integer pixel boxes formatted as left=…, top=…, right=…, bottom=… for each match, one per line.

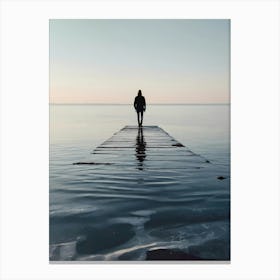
left=134, top=90, right=146, bottom=127
left=135, top=127, right=146, bottom=170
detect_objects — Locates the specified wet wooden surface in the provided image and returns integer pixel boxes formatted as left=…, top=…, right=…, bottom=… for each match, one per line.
left=74, top=126, right=215, bottom=172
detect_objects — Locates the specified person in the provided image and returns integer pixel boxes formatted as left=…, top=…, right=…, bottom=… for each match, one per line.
left=134, top=90, right=146, bottom=127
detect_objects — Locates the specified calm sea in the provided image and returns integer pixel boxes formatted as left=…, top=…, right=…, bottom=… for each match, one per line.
left=49, top=104, right=230, bottom=261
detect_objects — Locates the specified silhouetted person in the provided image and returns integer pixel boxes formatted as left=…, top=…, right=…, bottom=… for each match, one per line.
left=134, top=90, right=146, bottom=127
left=135, top=127, right=146, bottom=170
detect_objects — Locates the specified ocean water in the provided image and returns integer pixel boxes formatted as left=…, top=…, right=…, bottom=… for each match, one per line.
left=49, top=104, right=230, bottom=261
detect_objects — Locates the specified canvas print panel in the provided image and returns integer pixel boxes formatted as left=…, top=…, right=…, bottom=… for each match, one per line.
left=49, top=19, right=230, bottom=261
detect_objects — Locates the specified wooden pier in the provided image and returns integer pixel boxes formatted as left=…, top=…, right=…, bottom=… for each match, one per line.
left=73, top=126, right=226, bottom=180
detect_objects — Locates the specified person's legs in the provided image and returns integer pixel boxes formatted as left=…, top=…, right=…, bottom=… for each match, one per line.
left=140, top=111, right=143, bottom=126
left=137, top=112, right=140, bottom=126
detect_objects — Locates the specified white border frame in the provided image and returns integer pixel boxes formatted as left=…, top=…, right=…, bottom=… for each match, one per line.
left=1, top=0, right=279, bottom=279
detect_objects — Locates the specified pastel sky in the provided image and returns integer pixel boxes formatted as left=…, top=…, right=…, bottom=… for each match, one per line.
left=50, top=19, right=230, bottom=104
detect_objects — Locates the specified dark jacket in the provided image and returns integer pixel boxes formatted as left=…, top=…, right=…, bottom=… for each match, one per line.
left=134, top=96, right=146, bottom=112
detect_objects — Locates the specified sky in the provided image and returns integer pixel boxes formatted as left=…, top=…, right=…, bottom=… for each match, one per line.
left=50, top=19, right=230, bottom=104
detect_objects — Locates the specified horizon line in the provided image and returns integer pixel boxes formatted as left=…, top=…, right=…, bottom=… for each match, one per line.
left=50, top=103, right=230, bottom=105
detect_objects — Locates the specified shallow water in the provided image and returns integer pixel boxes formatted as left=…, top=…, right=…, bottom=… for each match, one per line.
left=49, top=104, right=230, bottom=261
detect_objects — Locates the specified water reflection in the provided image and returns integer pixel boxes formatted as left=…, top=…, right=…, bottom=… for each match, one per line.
left=135, top=127, right=146, bottom=170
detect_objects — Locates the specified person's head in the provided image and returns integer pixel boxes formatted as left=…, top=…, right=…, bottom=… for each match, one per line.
left=138, top=89, right=142, bottom=96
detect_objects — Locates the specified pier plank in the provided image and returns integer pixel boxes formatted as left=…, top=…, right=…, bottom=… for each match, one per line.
left=73, top=126, right=228, bottom=182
